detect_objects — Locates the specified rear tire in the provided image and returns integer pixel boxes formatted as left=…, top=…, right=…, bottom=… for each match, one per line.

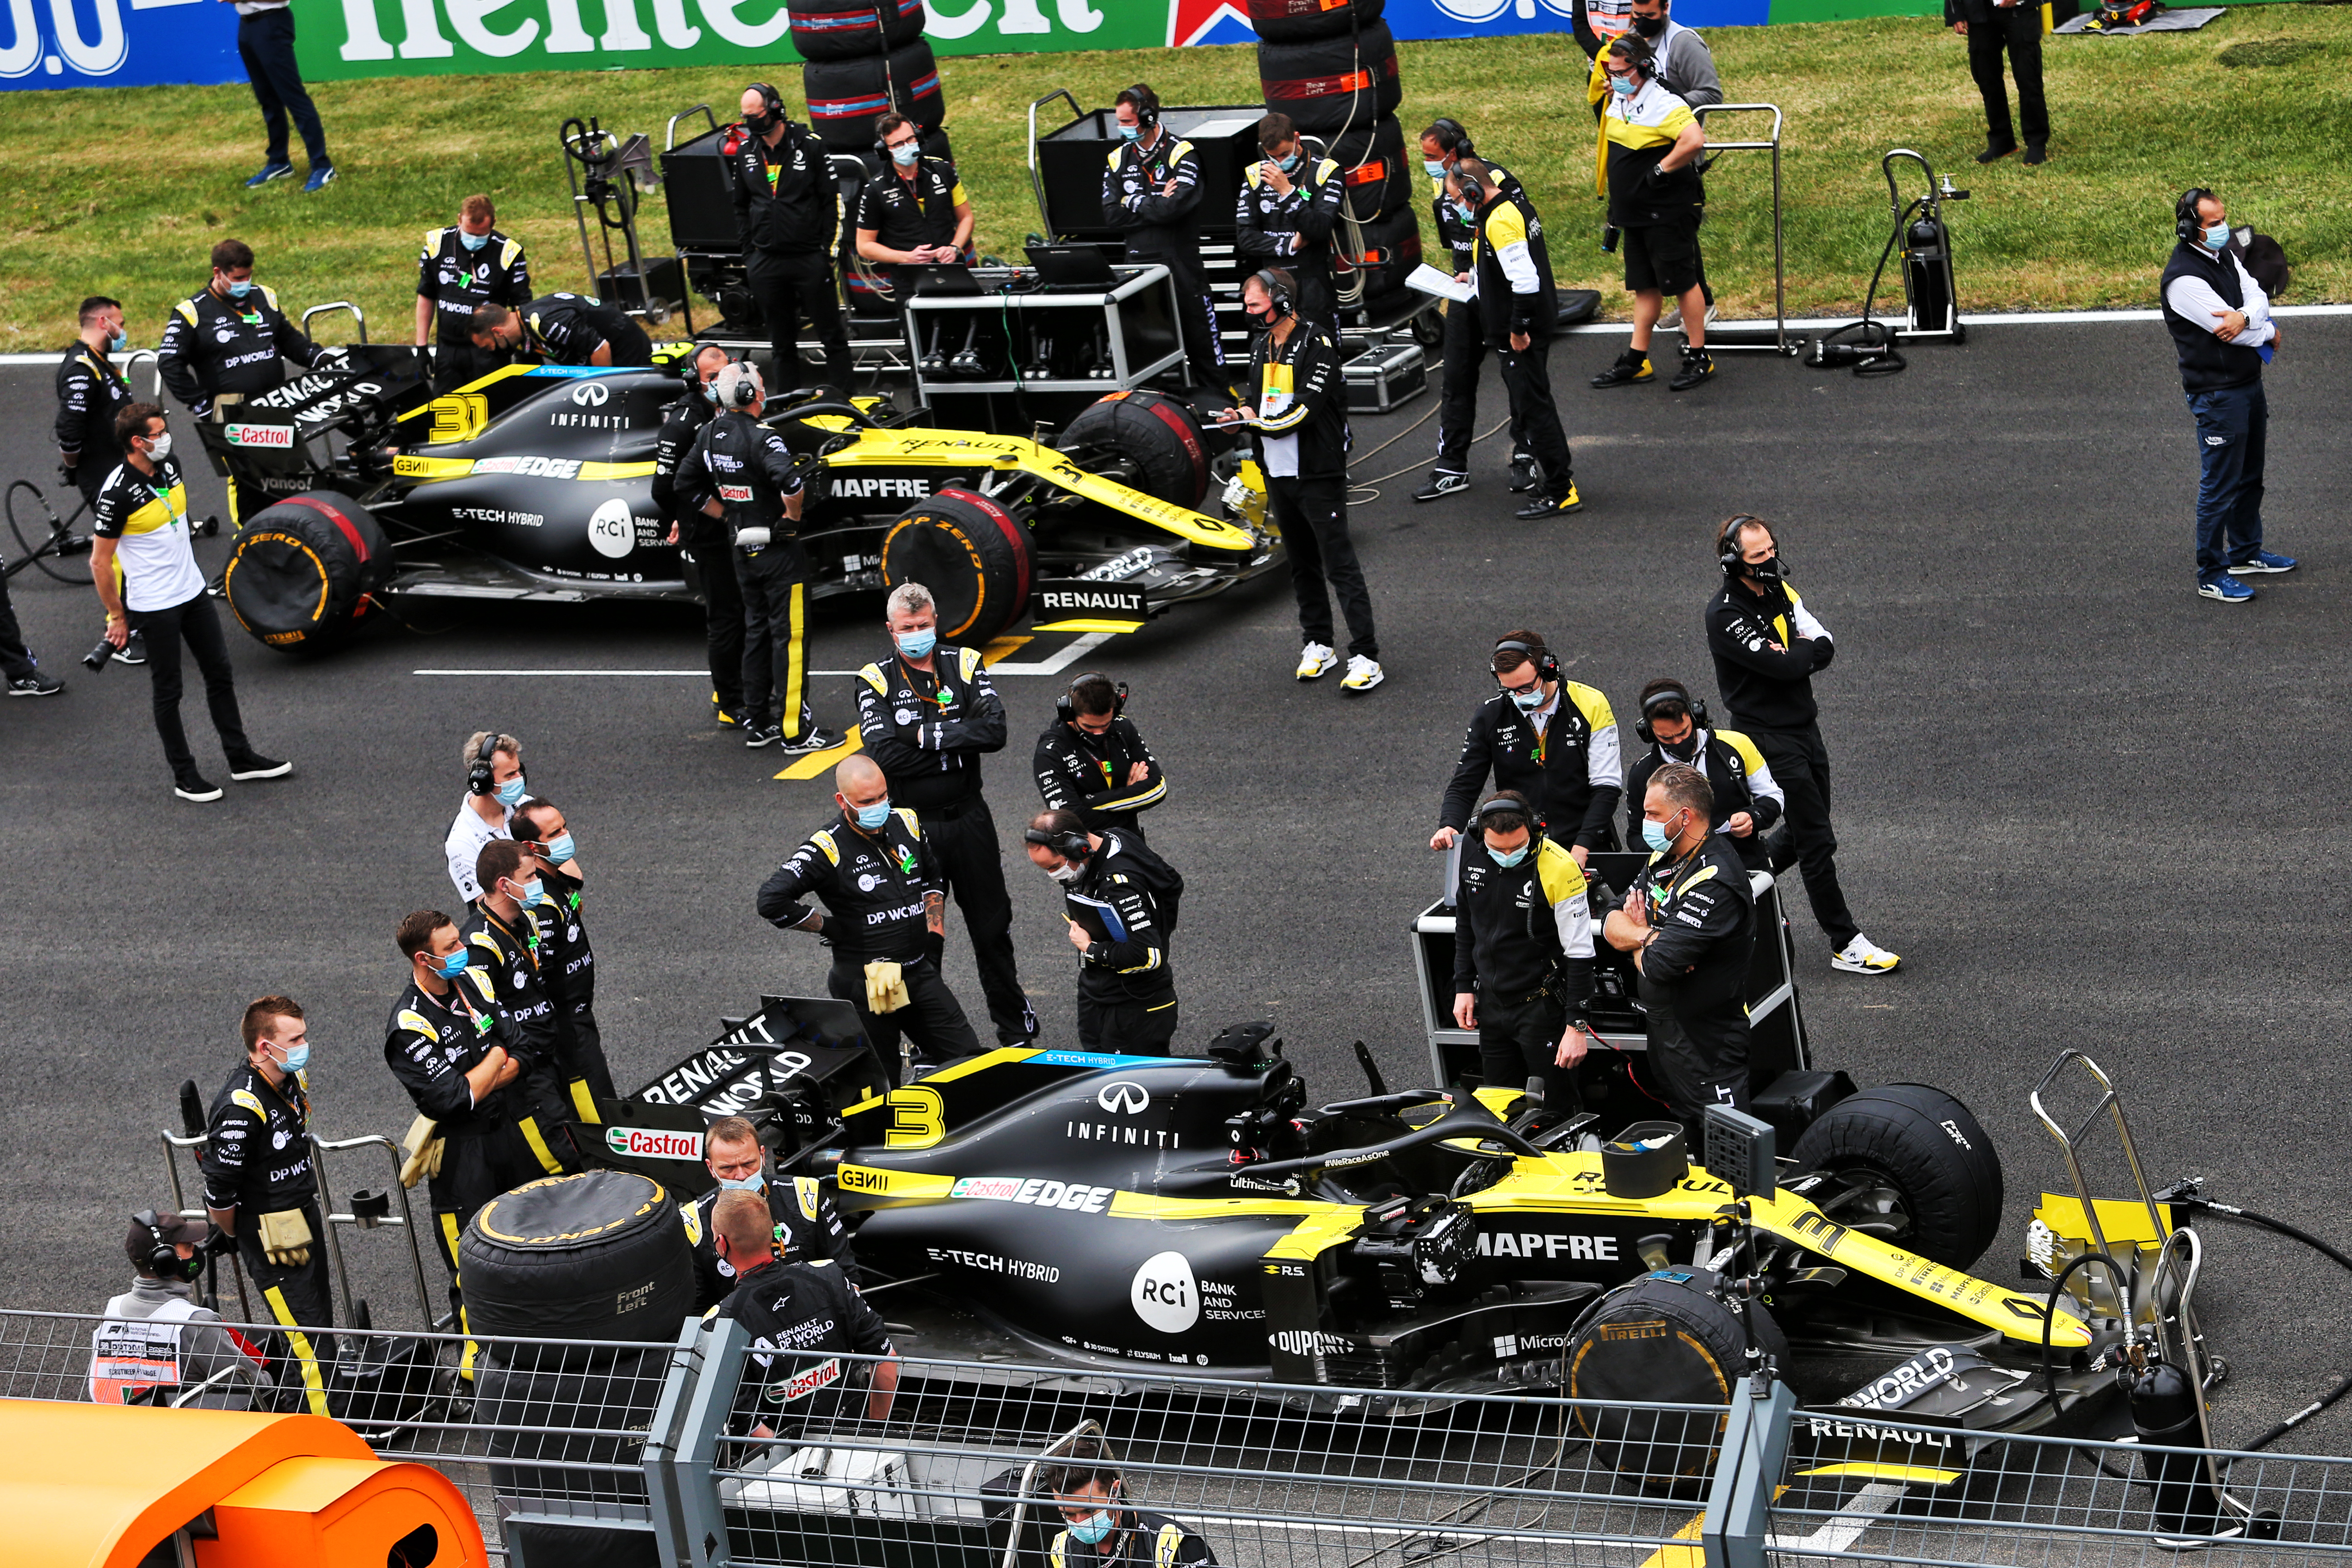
left=879, top=488, right=1036, bottom=645
left=788, top=0, right=925, bottom=60
left=1055, top=389, right=1211, bottom=509
left=459, top=1170, right=693, bottom=1369
left=1789, top=1083, right=2004, bottom=1270
left=221, top=493, right=392, bottom=654
left=803, top=40, right=944, bottom=153
left=1567, top=1272, right=1789, bottom=1496
left=1257, top=23, right=1402, bottom=137
left=1246, top=0, right=1383, bottom=43
left=1323, top=115, right=1411, bottom=223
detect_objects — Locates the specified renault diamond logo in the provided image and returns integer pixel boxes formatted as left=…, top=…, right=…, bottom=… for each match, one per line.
left=1097, top=1080, right=1149, bottom=1114
left=571, top=382, right=610, bottom=406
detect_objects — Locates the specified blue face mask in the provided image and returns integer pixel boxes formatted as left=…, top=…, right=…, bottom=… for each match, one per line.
left=718, top=1170, right=767, bottom=1194
left=1490, top=843, right=1529, bottom=868
left=496, top=774, right=528, bottom=807
left=275, top=1042, right=310, bottom=1075
left=1119, top=123, right=1142, bottom=142
left=1068, top=1510, right=1117, bottom=1546
left=109, top=329, right=128, bottom=353
left=1278, top=150, right=1300, bottom=172
left=1424, top=159, right=1448, bottom=179
left=1610, top=74, right=1637, bottom=97
left=1641, top=810, right=1686, bottom=855
left=853, top=799, right=893, bottom=830
left=433, top=949, right=470, bottom=980
left=895, top=627, right=937, bottom=660
left=459, top=227, right=490, bottom=251
left=225, top=279, right=254, bottom=299
left=2201, top=220, right=2230, bottom=250
left=546, top=833, right=576, bottom=864
left=1509, top=687, right=1545, bottom=711
left=513, top=877, right=547, bottom=908
left=890, top=142, right=920, bottom=167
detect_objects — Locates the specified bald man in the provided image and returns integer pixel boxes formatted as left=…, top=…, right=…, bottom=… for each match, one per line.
left=756, top=756, right=982, bottom=1081
left=711, top=1188, right=897, bottom=1438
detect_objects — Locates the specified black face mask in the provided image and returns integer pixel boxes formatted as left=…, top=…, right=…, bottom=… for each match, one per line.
left=1745, top=554, right=1785, bottom=587
left=1659, top=730, right=1698, bottom=760
left=1631, top=13, right=1665, bottom=34
left=744, top=110, right=777, bottom=136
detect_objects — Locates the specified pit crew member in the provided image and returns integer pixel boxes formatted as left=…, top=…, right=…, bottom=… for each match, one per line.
left=1215, top=268, right=1382, bottom=693
left=511, top=797, right=610, bottom=1111
left=711, top=1190, right=898, bottom=1439
left=683, top=1116, right=856, bottom=1312
left=91, top=1212, right=268, bottom=1410
left=1047, top=1438, right=1220, bottom=1568
left=199, top=994, right=332, bottom=1415
left=855, top=582, right=1034, bottom=1044
left=1432, top=632, right=1620, bottom=865
left=1023, top=809, right=1183, bottom=1055
left=678, top=362, right=845, bottom=753
left=731, top=81, right=851, bottom=397
left=1600, top=764, right=1754, bottom=1137
left=1451, top=792, right=1593, bottom=1107
left=1588, top=36, right=1714, bottom=393
left=1411, top=122, right=1533, bottom=505
left=469, top=293, right=652, bottom=369
left=57, top=294, right=137, bottom=513
left=415, top=194, right=530, bottom=393
left=466, top=839, right=609, bottom=1121
left=1451, top=160, right=1580, bottom=518
left=857, top=112, right=977, bottom=373
left=1235, top=112, right=1344, bottom=331
left=1034, top=671, right=1166, bottom=845
left=1705, top=514, right=1899, bottom=974
left=445, top=729, right=521, bottom=901
left=387, top=909, right=563, bottom=1276
left=654, top=346, right=746, bottom=728
left=1104, top=83, right=1225, bottom=390
left=758, top=755, right=982, bottom=1082
left=92, top=402, right=291, bottom=803
left=1624, top=678, right=1782, bottom=874
left=0, top=561, right=56, bottom=697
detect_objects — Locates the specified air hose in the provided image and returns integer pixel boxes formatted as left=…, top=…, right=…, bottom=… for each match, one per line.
left=2166, top=1194, right=2352, bottom=1452
left=1805, top=197, right=1920, bottom=379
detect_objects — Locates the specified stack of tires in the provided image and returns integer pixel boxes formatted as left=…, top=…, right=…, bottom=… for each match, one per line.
left=795, top=0, right=951, bottom=167
left=1250, top=0, right=1419, bottom=316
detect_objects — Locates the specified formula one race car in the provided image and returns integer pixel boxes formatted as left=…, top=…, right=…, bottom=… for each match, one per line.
left=207, top=344, right=1279, bottom=653
left=584, top=998, right=2222, bottom=1500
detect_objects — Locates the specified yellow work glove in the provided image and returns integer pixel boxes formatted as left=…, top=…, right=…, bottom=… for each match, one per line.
left=863, top=960, right=910, bottom=1014
left=399, top=1114, right=445, bottom=1189
left=258, top=1207, right=314, bottom=1268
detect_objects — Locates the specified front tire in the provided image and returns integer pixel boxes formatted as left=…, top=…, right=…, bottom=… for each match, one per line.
left=1789, top=1083, right=2004, bottom=1270
left=878, top=488, right=1035, bottom=646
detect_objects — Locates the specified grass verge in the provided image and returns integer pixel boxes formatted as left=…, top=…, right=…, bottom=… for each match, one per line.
left=1, top=4, right=2347, bottom=352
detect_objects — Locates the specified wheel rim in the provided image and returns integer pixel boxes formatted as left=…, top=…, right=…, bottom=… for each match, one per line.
left=1818, top=1163, right=1914, bottom=1243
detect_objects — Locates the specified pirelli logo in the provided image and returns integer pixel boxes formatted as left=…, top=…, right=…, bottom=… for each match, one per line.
left=1597, top=1319, right=1669, bottom=1343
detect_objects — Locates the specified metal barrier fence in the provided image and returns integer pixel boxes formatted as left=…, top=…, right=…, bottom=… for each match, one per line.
left=15, top=1306, right=2352, bottom=1567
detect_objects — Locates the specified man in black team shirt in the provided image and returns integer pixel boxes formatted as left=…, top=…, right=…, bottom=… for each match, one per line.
left=1034, top=672, right=1166, bottom=846
left=731, top=81, right=851, bottom=396
left=711, top=1190, right=897, bottom=1441
left=684, top=1116, right=856, bottom=1312
left=470, top=293, right=652, bottom=368
left=415, top=194, right=530, bottom=392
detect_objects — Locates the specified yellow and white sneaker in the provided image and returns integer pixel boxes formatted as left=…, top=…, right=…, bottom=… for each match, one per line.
left=1831, top=935, right=1902, bottom=975
left=1340, top=654, right=1385, bottom=694
left=1295, top=642, right=1337, bottom=681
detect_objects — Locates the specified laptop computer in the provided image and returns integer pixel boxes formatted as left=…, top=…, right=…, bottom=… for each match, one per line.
left=896, top=262, right=985, bottom=299
left=1025, top=244, right=1118, bottom=292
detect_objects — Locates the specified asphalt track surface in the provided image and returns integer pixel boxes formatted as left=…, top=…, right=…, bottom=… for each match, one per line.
left=4, top=319, right=2349, bottom=1453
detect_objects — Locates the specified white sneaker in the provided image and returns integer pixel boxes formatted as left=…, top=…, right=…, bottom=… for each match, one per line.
left=1295, top=642, right=1336, bottom=681
left=1661, top=302, right=1721, bottom=332
left=1831, top=935, right=1902, bottom=975
left=1340, top=654, right=1385, bottom=693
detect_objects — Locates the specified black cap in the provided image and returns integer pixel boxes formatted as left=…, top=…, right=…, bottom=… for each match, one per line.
left=127, top=1210, right=212, bottom=1270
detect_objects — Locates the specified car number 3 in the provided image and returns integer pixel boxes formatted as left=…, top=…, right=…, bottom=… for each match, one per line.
left=883, top=1086, right=946, bottom=1150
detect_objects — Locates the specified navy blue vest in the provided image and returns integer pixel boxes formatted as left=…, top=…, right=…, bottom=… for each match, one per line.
left=2159, top=240, right=2264, bottom=394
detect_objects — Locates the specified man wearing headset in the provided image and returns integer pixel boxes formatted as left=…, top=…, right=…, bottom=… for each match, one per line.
left=1451, top=791, right=1594, bottom=1108
left=445, top=729, right=523, bottom=902
left=732, top=81, right=852, bottom=397
left=1433, top=631, right=1621, bottom=867
left=2162, top=188, right=2296, bottom=604
left=1046, top=1437, right=1219, bottom=1568
left=677, top=361, right=847, bottom=754
left=469, top=292, right=652, bottom=369
left=1104, top=83, right=1226, bottom=391
left=1623, top=678, right=1782, bottom=874
left=1413, top=121, right=1534, bottom=505
left=511, top=796, right=610, bottom=1116
left=757, top=754, right=980, bottom=1083
left=415, top=194, right=530, bottom=393
left=656, top=346, right=748, bottom=726
left=1023, top=808, right=1183, bottom=1054
left=1034, top=672, right=1166, bottom=846
left=1235, top=112, right=1345, bottom=333
left=857, top=113, right=980, bottom=376
left=1601, top=763, right=1755, bottom=1140
left=200, top=994, right=333, bottom=1416
left=1704, top=515, right=1899, bottom=975
left=1215, top=269, right=1382, bottom=692
left=1447, top=159, right=1581, bottom=518
left=1588, top=35, right=1714, bottom=394
left=92, top=1211, right=269, bottom=1410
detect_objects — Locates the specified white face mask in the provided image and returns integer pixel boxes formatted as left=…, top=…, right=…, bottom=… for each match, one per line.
left=144, top=432, right=172, bottom=461
left=1046, top=862, right=1084, bottom=884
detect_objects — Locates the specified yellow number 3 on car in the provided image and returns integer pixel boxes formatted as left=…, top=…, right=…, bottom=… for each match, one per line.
left=883, top=1087, right=946, bottom=1150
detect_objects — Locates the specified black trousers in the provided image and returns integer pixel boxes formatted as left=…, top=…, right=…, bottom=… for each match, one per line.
left=1078, top=989, right=1180, bottom=1055
left=1750, top=723, right=1861, bottom=950
left=922, top=798, right=1033, bottom=1044
left=1643, top=1001, right=1752, bottom=1147
left=0, top=564, right=35, bottom=681
left=747, top=251, right=852, bottom=394
left=1477, top=989, right=1579, bottom=1107
left=126, top=590, right=254, bottom=781
left=427, top=1126, right=540, bottom=1274
left=431, top=341, right=503, bottom=394
left=828, top=955, right=983, bottom=1084
left=1497, top=337, right=1576, bottom=501
left=734, top=543, right=814, bottom=738
left=238, top=8, right=328, bottom=169
left=681, top=536, right=747, bottom=715
left=1966, top=6, right=2048, bottom=147
left=1271, top=475, right=1377, bottom=660
left=1149, top=253, right=1227, bottom=390
left=1435, top=300, right=1528, bottom=474
left=557, top=1009, right=616, bottom=1118
left=236, top=1201, right=333, bottom=1416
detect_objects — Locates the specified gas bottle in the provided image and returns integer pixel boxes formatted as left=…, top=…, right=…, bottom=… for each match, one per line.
left=2126, top=1357, right=2218, bottom=1539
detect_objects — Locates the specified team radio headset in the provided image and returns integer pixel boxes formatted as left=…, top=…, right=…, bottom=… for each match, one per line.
left=1632, top=681, right=1710, bottom=745
left=1492, top=637, right=1559, bottom=764
left=2175, top=187, right=2217, bottom=244
left=1056, top=673, right=1132, bottom=792
left=1716, top=513, right=1784, bottom=586
left=132, top=1210, right=205, bottom=1283
left=467, top=727, right=501, bottom=796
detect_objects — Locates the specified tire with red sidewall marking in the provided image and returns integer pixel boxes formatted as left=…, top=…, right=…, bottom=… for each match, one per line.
left=879, top=488, right=1036, bottom=646
left=804, top=40, right=945, bottom=153
left=1325, top=115, right=1410, bottom=223
left=1247, top=0, right=1384, bottom=44
left=1257, top=23, right=1403, bottom=137
left=221, top=492, right=392, bottom=654
left=788, top=0, right=924, bottom=61
left=1055, top=389, right=1211, bottom=510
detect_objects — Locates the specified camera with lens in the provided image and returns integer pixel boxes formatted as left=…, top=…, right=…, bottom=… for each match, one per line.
left=82, top=634, right=118, bottom=672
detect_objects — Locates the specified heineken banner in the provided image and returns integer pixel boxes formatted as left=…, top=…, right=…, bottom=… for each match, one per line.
left=4, top=0, right=1937, bottom=91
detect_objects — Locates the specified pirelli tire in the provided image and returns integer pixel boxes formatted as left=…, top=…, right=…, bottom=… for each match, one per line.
left=1789, top=1083, right=2005, bottom=1271
left=1566, top=1272, right=1791, bottom=1496
left=1325, top=114, right=1411, bottom=223
left=804, top=40, right=945, bottom=154
left=879, top=488, right=1036, bottom=646
left=1257, top=23, right=1403, bottom=137
left=787, top=0, right=925, bottom=61
left=458, top=1170, right=693, bottom=1371
left=1246, top=0, right=1383, bottom=43
left=1341, top=204, right=1424, bottom=304
left=1056, top=389, right=1212, bottom=510
left=221, top=492, right=392, bottom=654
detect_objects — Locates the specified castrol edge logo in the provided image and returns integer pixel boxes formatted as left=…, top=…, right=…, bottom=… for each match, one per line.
left=603, top=1125, right=702, bottom=1161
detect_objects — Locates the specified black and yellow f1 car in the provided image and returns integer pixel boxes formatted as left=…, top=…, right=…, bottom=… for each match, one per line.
left=207, top=344, right=1279, bottom=652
